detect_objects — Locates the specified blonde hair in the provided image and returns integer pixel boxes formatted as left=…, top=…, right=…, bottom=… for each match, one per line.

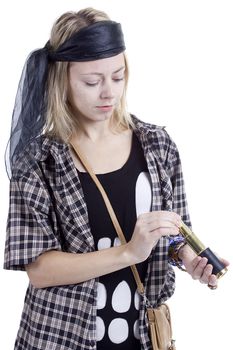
left=45, top=8, right=132, bottom=142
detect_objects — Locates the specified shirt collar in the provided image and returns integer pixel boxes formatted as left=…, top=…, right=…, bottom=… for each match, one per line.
left=131, top=114, right=165, bottom=134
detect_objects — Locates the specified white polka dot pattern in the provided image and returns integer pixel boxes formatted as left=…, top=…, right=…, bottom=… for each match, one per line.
left=97, top=237, right=111, bottom=250
left=108, top=318, right=129, bottom=344
left=113, top=237, right=121, bottom=247
left=133, top=320, right=140, bottom=339
left=112, top=281, right=131, bottom=313
left=96, top=316, right=105, bottom=341
left=135, top=172, right=152, bottom=217
left=96, top=171, right=151, bottom=345
left=134, top=291, right=140, bottom=310
left=97, top=282, right=107, bottom=310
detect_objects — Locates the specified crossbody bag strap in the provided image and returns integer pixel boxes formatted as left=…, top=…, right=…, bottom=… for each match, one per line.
left=70, top=142, right=145, bottom=295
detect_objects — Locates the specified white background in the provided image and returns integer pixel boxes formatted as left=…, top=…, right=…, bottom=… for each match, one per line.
left=0, top=1, right=232, bottom=349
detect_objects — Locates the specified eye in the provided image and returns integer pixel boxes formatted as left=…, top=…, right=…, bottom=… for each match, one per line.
left=85, top=81, right=99, bottom=87
left=113, top=77, right=125, bottom=82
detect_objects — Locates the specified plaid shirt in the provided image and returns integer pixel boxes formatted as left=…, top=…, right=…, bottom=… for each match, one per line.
left=4, top=116, right=191, bottom=350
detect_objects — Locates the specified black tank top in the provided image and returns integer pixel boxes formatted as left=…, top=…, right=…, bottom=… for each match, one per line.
left=78, top=132, right=152, bottom=349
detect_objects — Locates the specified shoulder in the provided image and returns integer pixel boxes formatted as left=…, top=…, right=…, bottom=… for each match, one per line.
left=131, top=115, right=179, bottom=160
left=11, top=135, right=68, bottom=180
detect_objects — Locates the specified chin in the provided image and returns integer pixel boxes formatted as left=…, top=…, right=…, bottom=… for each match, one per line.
left=92, top=111, right=113, bottom=121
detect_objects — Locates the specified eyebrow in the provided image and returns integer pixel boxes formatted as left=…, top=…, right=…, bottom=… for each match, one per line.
left=80, top=66, right=125, bottom=76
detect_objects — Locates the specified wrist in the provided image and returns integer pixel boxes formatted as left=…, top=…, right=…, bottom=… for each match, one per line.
left=122, top=241, right=148, bottom=265
left=121, top=243, right=138, bottom=266
left=168, top=236, right=187, bottom=271
left=178, top=243, right=196, bottom=260
left=178, top=243, right=188, bottom=260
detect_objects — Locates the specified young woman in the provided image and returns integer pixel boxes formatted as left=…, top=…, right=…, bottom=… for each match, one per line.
left=4, top=7, right=228, bottom=350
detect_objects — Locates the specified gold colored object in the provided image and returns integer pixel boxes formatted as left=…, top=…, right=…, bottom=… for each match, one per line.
left=179, top=221, right=228, bottom=281
left=216, top=267, right=228, bottom=279
left=179, top=222, right=205, bottom=255
left=208, top=284, right=218, bottom=290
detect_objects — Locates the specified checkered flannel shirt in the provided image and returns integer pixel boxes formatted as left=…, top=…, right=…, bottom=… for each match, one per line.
left=4, top=116, right=191, bottom=350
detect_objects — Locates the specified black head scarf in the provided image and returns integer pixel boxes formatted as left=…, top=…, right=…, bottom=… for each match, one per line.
left=5, top=20, right=126, bottom=178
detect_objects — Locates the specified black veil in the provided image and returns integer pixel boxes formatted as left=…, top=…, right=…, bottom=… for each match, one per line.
left=5, top=21, right=126, bottom=178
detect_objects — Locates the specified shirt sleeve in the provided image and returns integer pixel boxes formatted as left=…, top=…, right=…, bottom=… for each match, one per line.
left=4, top=171, right=62, bottom=271
left=165, top=133, right=191, bottom=227
left=163, top=132, right=192, bottom=262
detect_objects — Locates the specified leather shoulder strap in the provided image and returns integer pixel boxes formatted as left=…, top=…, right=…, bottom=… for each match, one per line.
left=70, top=142, right=145, bottom=295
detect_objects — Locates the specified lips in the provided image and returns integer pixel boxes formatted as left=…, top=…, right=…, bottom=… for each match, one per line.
left=96, top=105, right=113, bottom=108
left=96, top=105, right=113, bottom=111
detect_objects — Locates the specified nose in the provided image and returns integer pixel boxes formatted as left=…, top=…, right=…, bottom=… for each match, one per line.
left=100, top=79, right=114, bottom=100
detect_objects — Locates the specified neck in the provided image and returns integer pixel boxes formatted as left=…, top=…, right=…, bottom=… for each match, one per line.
left=72, top=117, right=117, bottom=144
left=85, top=121, right=113, bottom=141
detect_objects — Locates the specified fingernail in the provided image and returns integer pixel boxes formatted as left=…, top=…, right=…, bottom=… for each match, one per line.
left=200, top=257, right=208, bottom=265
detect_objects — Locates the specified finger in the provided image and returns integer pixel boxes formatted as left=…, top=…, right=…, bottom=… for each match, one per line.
left=147, top=219, right=180, bottom=232
left=192, top=257, right=208, bottom=280
left=147, top=217, right=182, bottom=233
left=220, top=258, right=230, bottom=266
left=150, top=226, right=180, bottom=237
left=142, top=211, right=181, bottom=227
left=199, top=264, right=213, bottom=284
left=190, top=255, right=202, bottom=271
left=155, top=210, right=181, bottom=223
left=208, top=274, right=218, bottom=288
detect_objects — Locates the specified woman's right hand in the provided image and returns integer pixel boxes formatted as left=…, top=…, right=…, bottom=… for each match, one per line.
left=26, top=210, right=181, bottom=289
left=125, top=211, right=181, bottom=264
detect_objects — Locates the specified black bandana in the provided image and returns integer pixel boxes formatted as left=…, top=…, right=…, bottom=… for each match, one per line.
left=48, top=21, right=125, bottom=62
left=6, top=20, right=126, bottom=178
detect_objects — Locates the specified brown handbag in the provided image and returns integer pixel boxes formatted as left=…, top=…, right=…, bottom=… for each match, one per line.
left=147, top=304, right=176, bottom=350
left=70, top=142, right=176, bottom=350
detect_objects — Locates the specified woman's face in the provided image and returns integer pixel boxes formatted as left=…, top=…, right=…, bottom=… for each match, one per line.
left=68, top=53, right=126, bottom=123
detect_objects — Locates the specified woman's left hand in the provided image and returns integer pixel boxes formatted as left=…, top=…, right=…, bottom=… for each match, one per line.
left=179, top=244, right=229, bottom=288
